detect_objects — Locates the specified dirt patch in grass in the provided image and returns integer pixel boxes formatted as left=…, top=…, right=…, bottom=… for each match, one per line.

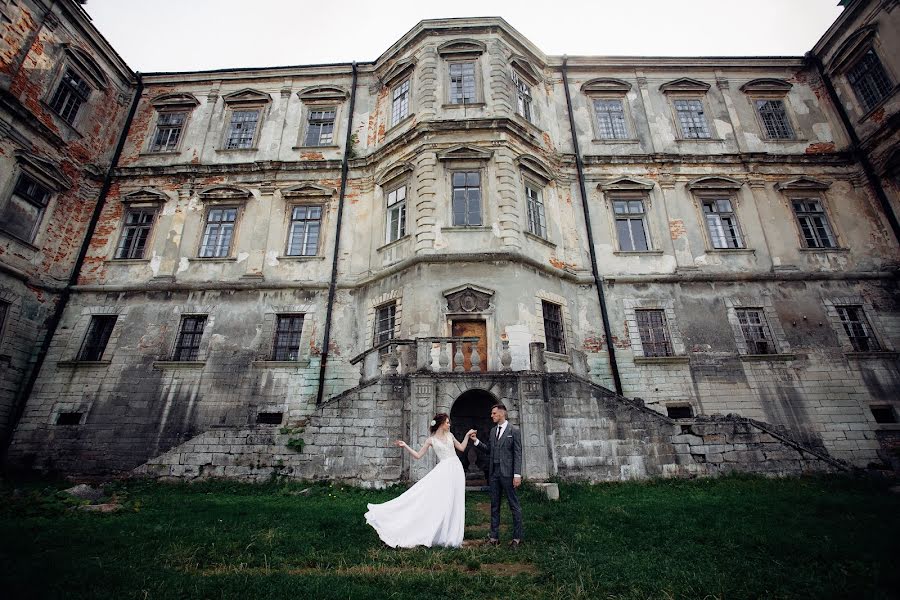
left=189, top=561, right=538, bottom=577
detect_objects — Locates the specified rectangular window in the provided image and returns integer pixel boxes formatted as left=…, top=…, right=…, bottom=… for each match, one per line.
left=174, top=315, right=206, bottom=361
left=636, top=309, right=673, bottom=357
left=77, top=315, right=117, bottom=361
left=224, top=109, right=260, bottom=149
left=512, top=71, right=532, bottom=122
left=286, top=205, right=322, bottom=256
left=673, top=99, right=711, bottom=139
left=702, top=198, right=743, bottom=249
left=791, top=199, right=835, bottom=248
left=541, top=300, right=566, bottom=354
left=594, top=98, right=629, bottom=140
left=49, top=68, right=91, bottom=125
left=385, top=185, right=406, bottom=243
left=448, top=62, right=476, bottom=104
left=304, top=108, right=336, bottom=146
left=374, top=302, right=396, bottom=347
left=736, top=308, right=774, bottom=355
left=0, top=172, right=51, bottom=242
left=836, top=305, right=880, bottom=352
left=150, top=111, right=188, bottom=152
left=272, top=314, right=304, bottom=361
left=199, top=207, right=237, bottom=258
left=525, top=182, right=546, bottom=239
left=667, top=405, right=694, bottom=419
left=847, top=49, right=893, bottom=112
left=391, top=79, right=410, bottom=125
left=613, top=199, right=650, bottom=251
left=115, top=207, right=156, bottom=259
left=870, top=405, right=897, bottom=424
left=755, top=99, right=793, bottom=140
left=0, top=300, right=10, bottom=342
left=451, top=171, right=482, bottom=226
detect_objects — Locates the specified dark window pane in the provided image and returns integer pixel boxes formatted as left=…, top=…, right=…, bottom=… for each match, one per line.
left=636, top=309, right=673, bottom=357
left=542, top=301, right=566, bottom=354
left=174, top=315, right=206, bottom=361
left=272, top=314, right=304, bottom=361
left=77, top=315, right=117, bottom=361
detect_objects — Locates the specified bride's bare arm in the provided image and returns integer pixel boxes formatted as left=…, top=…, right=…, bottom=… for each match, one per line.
left=395, top=437, right=431, bottom=460
left=453, top=430, right=476, bottom=452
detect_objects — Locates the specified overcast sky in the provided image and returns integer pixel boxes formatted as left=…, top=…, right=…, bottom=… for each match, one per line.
left=82, top=0, right=845, bottom=73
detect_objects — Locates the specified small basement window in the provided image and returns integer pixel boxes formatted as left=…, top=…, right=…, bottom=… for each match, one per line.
left=870, top=406, right=897, bottom=424
left=56, top=412, right=83, bottom=425
left=667, top=405, right=694, bottom=419
left=256, top=411, right=284, bottom=425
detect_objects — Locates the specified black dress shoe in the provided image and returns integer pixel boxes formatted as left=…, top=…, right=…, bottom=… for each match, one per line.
left=509, top=539, right=522, bottom=548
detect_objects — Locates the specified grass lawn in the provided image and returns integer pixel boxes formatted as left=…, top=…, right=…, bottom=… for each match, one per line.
left=1, top=474, right=898, bottom=599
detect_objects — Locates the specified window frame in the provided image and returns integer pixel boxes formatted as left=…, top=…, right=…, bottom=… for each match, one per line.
left=390, top=78, right=411, bottom=127
left=670, top=96, right=713, bottom=140
left=735, top=308, right=776, bottom=355
left=172, top=314, right=207, bottom=362
left=835, top=305, right=881, bottom=352
left=47, top=65, right=93, bottom=127
left=222, top=106, right=263, bottom=150
left=198, top=205, right=240, bottom=258
left=450, top=169, right=483, bottom=227
left=611, top=196, right=652, bottom=252
left=446, top=59, right=481, bottom=106
left=114, top=205, right=158, bottom=260
left=76, top=315, right=117, bottom=362
left=272, top=313, right=305, bottom=361
left=699, top=195, right=745, bottom=250
left=384, top=183, right=408, bottom=244
left=285, top=203, right=323, bottom=257
left=302, top=105, right=339, bottom=147
left=511, top=69, right=533, bottom=123
left=0, top=170, right=53, bottom=244
left=634, top=309, right=674, bottom=358
left=0, top=299, right=10, bottom=346
left=541, top=300, right=567, bottom=355
left=524, top=179, right=547, bottom=240
left=148, top=109, right=191, bottom=153
left=846, top=48, right=894, bottom=113
left=789, top=195, right=838, bottom=249
left=373, top=301, right=397, bottom=348
left=592, top=96, right=632, bottom=141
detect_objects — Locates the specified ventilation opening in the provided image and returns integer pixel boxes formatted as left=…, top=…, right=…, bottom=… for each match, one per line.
left=667, top=405, right=694, bottom=419
left=256, top=411, right=284, bottom=425
left=56, top=412, right=83, bottom=426
left=870, top=406, right=897, bottom=424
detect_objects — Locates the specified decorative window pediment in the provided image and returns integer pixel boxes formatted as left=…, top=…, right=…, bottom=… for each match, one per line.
left=221, top=88, right=271, bottom=105
left=659, top=77, right=711, bottom=94
left=376, top=162, right=415, bottom=186
left=61, top=44, right=107, bottom=89
left=444, top=284, right=494, bottom=313
left=740, top=78, right=793, bottom=94
left=297, top=85, right=349, bottom=103
left=122, top=188, right=168, bottom=204
left=510, top=55, right=541, bottom=85
left=197, top=185, right=252, bottom=201
left=582, top=78, right=632, bottom=94
left=13, top=150, right=70, bottom=189
left=378, top=58, right=416, bottom=86
left=281, top=183, right=336, bottom=199
left=151, top=93, right=200, bottom=108
left=437, top=144, right=493, bottom=162
left=599, top=177, right=654, bottom=192
left=437, top=39, right=486, bottom=58
left=516, top=154, right=553, bottom=184
left=831, top=25, right=878, bottom=71
left=775, top=176, right=831, bottom=191
left=686, top=176, right=744, bottom=190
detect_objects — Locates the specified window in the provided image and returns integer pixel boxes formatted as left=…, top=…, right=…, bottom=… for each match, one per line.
left=791, top=199, right=835, bottom=248
left=835, top=305, right=880, bottom=352
left=272, top=314, right=304, bottom=361
left=451, top=171, right=481, bottom=226
left=755, top=99, right=793, bottom=140
left=870, top=406, right=897, bottom=424
left=541, top=300, right=566, bottom=354
left=173, top=315, right=206, bottom=361
left=594, top=99, right=629, bottom=140
left=702, top=198, right=743, bottom=249
left=49, top=68, right=91, bottom=125
left=736, top=309, right=774, bottom=355
left=385, top=185, right=406, bottom=243
left=525, top=182, right=546, bottom=239
left=636, top=309, right=673, bottom=357
left=667, top=405, right=694, bottom=419
left=149, top=111, right=188, bottom=152
left=0, top=300, right=9, bottom=342
left=673, top=99, right=711, bottom=139
left=56, top=412, right=83, bottom=426
left=374, top=302, right=396, bottom=347
left=304, top=108, right=336, bottom=146
left=286, top=205, right=322, bottom=256
left=115, top=207, right=156, bottom=259
left=391, top=79, right=410, bottom=125
left=199, top=207, right=237, bottom=258
left=77, top=315, right=117, bottom=361
left=224, top=109, right=260, bottom=149
left=847, top=49, right=893, bottom=112
left=613, top=199, right=650, bottom=251
left=448, top=62, right=476, bottom=104
left=512, top=71, right=532, bottom=122
left=0, top=172, right=51, bottom=242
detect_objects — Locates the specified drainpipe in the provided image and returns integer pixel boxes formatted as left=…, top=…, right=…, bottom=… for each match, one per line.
left=316, top=62, right=358, bottom=406
left=808, top=52, right=900, bottom=246
left=561, top=57, right=623, bottom=396
left=3, top=73, right=145, bottom=454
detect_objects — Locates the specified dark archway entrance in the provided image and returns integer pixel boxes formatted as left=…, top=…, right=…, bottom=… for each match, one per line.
left=450, top=389, right=496, bottom=485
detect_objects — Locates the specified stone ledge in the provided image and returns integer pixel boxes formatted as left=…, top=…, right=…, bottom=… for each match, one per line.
left=739, top=353, right=797, bottom=362
left=152, top=360, right=206, bottom=369
left=57, top=360, right=112, bottom=368
left=633, top=356, right=690, bottom=365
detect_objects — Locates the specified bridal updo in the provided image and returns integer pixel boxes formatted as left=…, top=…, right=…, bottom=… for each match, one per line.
left=430, top=413, right=449, bottom=434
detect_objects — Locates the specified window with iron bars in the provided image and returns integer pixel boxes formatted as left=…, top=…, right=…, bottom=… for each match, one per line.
left=525, top=182, right=546, bottom=239
left=755, top=99, right=794, bottom=140
left=541, top=301, right=566, bottom=354
left=391, top=79, right=410, bottom=125
left=702, top=198, right=743, bottom=249
left=512, top=71, right=532, bottom=122
left=286, top=205, right=321, bottom=256
left=673, top=99, right=711, bottom=139
left=49, top=68, right=91, bottom=125
left=150, top=110, right=188, bottom=152
left=835, top=305, right=880, bottom=352
left=385, top=185, right=406, bottom=243
left=847, top=49, right=893, bottom=112
left=77, top=315, right=117, bottom=361
left=374, top=302, right=396, bottom=348
left=0, top=172, right=51, bottom=242
left=635, top=309, right=673, bottom=357
left=736, top=308, right=775, bottom=354
left=115, top=207, right=156, bottom=259
left=272, top=314, right=304, bottom=361
left=791, top=198, right=835, bottom=248
left=594, top=98, right=629, bottom=140
left=304, top=108, right=336, bottom=146
left=224, top=109, right=260, bottom=149
left=199, top=207, right=237, bottom=258
left=173, top=315, right=206, bottom=361
left=613, top=199, right=650, bottom=251
left=449, top=62, right=476, bottom=104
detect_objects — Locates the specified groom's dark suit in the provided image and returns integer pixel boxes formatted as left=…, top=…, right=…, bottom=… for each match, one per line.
left=474, top=421, right=523, bottom=540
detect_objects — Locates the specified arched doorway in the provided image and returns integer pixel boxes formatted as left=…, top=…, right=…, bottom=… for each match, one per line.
left=450, top=389, right=496, bottom=485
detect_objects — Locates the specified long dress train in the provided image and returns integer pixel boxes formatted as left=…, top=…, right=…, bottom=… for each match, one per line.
left=364, top=434, right=465, bottom=548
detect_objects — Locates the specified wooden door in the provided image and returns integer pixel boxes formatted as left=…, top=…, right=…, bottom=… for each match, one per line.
left=451, top=320, right=487, bottom=371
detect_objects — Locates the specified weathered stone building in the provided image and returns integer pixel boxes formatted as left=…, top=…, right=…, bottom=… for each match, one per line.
left=2, top=1, right=898, bottom=483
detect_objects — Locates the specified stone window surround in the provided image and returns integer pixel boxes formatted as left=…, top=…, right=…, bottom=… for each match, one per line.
left=723, top=296, right=790, bottom=356
left=739, top=79, right=799, bottom=141
left=533, top=290, right=573, bottom=361
left=42, top=45, right=109, bottom=133
left=516, top=155, right=554, bottom=244
left=60, top=305, right=125, bottom=364
left=112, top=188, right=168, bottom=261
left=379, top=58, right=417, bottom=131
left=366, top=291, right=402, bottom=348
left=0, top=151, right=70, bottom=248
left=827, top=24, right=898, bottom=119
left=49, top=400, right=92, bottom=427
left=295, top=85, right=349, bottom=149
left=581, top=78, right=638, bottom=143
left=438, top=39, right=487, bottom=107
left=144, top=93, right=200, bottom=154
left=822, top=297, right=892, bottom=354
left=375, top=163, right=415, bottom=249
left=659, top=78, right=718, bottom=141
left=277, top=184, right=335, bottom=259
left=623, top=298, right=686, bottom=359
left=255, top=303, right=316, bottom=366
left=599, top=178, right=659, bottom=255
left=192, top=186, right=253, bottom=260
left=509, top=56, right=541, bottom=127
left=775, top=178, right=844, bottom=251
left=163, top=308, right=216, bottom=363
left=438, top=147, right=493, bottom=229
left=686, top=176, right=748, bottom=252
left=217, top=89, right=272, bottom=151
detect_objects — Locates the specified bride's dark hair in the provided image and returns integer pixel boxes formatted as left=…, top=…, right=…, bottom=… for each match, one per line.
left=430, top=413, right=449, bottom=434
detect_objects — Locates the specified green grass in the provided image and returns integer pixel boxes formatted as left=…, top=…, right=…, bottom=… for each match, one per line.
left=1, top=474, right=898, bottom=599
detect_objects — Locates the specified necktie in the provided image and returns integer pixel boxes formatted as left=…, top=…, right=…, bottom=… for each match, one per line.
left=497, top=425, right=502, bottom=440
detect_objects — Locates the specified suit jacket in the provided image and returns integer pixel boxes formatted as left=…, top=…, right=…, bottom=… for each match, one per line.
left=474, top=422, right=522, bottom=479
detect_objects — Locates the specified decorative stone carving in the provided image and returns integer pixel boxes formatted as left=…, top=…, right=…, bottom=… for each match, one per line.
left=445, top=286, right=493, bottom=313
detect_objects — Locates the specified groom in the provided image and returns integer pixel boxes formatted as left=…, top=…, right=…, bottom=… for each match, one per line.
left=469, top=402, right=523, bottom=547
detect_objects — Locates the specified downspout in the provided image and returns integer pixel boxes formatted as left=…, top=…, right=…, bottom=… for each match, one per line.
left=316, top=62, right=358, bottom=406
left=561, top=57, right=623, bottom=396
left=3, top=73, right=144, bottom=453
left=808, top=52, right=900, bottom=246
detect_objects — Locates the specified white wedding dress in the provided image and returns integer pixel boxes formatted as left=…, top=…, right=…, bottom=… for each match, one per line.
left=365, top=434, right=466, bottom=548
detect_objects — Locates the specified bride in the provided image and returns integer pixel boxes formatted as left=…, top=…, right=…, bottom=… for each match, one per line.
left=365, top=413, right=475, bottom=548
